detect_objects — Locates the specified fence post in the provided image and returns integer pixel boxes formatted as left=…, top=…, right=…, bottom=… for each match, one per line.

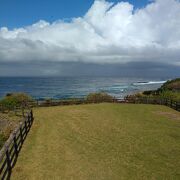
left=27, top=115, right=31, bottom=129
left=20, top=125, right=23, bottom=143
left=0, top=109, right=34, bottom=179
left=25, top=120, right=28, bottom=135
left=13, top=135, right=18, bottom=156
left=6, top=149, right=11, bottom=175
left=30, top=110, right=34, bottom=122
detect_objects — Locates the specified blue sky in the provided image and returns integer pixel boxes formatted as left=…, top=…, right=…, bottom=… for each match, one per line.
left=0, top=0, right=180, bottom=77
left=0, top=0, right=149, bottom=29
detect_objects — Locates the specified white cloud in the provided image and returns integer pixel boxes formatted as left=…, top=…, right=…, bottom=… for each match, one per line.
left=0, top=0, right=180, bottom=65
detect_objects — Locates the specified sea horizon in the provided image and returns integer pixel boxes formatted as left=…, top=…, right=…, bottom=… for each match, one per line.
left=0, top=76, right=174, bottom=100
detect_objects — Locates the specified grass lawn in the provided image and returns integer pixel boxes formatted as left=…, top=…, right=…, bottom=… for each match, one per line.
left=11, top=103, right=180, bottom=179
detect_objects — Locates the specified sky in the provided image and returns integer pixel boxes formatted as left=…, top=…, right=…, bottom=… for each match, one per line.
left=0, top=0, right=180, bottom=77
left=0, top=0, right=148, bottom=28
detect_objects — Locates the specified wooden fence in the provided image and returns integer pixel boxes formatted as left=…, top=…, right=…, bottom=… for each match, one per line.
left=26, top=97, right=180, bottom=112
left=124, top=97, right=180, bottom=112
left=30, top=98, right=180, bottom=112
left=28, top=99, right=117, bottom=107
left=0, top=110, right=34, bottom=180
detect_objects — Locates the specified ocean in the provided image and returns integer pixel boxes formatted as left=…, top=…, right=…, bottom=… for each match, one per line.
left=0, top=77, right=167, bottom=100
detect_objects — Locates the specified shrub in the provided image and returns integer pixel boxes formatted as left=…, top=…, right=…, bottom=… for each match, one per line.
left=157, top=78, right=180, bottom=92
left=143, top=90, right=157, bottom=96
left=159, top=90, right=180, bottom=101
left=0, top=96, right=18, bottom=112
left=11, top=93, right=33, bottom=107
left=128, top=79, right=180, bottom=102
left=86, top=92, right=114, bottom=103
left=0, top=93, right=33, bottom=115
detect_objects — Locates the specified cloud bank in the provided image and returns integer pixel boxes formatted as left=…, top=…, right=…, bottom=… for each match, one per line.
left=0, top=0, right=180, bottom=66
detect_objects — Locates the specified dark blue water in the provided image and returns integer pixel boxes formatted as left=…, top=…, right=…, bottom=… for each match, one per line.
left=0, top=77, right=167, bottom=100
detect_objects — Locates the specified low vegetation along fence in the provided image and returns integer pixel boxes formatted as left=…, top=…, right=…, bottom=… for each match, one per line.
left=124, top=97, right=180, bottom=112
left=0, top=110, right=34, bottom=180
left=29, top=99, right=118, bottom=107
left=29, top=97, right=180, bottom=112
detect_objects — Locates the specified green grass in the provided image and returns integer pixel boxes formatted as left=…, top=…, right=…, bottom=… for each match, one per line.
left=11, top=103, right=180, bottom=179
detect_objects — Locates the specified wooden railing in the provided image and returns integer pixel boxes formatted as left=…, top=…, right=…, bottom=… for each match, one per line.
left=28, top=99, right=118, bottom=107
left=28, top=97, right=180, bottom=111
left=0, top=110, right=34, bottom=180
left=124, top=97, right=180, bottom=112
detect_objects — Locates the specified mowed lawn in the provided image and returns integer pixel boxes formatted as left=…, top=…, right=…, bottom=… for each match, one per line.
left=12, top=103, right=180, bottom=179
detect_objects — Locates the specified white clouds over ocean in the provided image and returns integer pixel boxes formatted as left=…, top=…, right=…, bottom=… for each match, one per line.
left=0, top=0, right=180, bottom=66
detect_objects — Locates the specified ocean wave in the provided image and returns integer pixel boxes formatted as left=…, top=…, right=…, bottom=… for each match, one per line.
left=133, top=81, right=167, bottom=86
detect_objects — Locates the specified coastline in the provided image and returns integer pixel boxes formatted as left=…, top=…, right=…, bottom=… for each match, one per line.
left=0, top=77, right=168, bottom=100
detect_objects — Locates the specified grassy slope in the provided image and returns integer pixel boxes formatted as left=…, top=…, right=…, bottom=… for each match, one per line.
left=12, top=103, right=180, bottom=179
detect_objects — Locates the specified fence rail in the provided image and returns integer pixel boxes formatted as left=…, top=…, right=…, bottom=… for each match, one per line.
left=28, top=99, right=117, bottom=107
left=26, top=97, right=180, bottom=112
left=0, top=110, right=34, bottom=180
left=30, top=98, right=180, bottom=111
left=124, top=97, right=180, bottom=112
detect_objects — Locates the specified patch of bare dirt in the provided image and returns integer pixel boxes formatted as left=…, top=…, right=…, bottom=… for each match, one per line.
left=153, top=111, right=180, bottom=121
left=0, top=113, right=21, bottom=137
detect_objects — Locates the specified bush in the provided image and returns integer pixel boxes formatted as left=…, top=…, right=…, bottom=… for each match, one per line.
left=159, top=90, right=180, bottom=101
left=86, top=92, right=114, bottom=103
left=11, top=93, right=33, bottom=107
left=143, top=90, right=157, bottom=96
left=127, top=79, right=180, bottom=102
left=0, top=96, right=18, bottom=112
left=0, top=93, right=33, bottom=115
left=157, top=78, right=180, bottom=92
